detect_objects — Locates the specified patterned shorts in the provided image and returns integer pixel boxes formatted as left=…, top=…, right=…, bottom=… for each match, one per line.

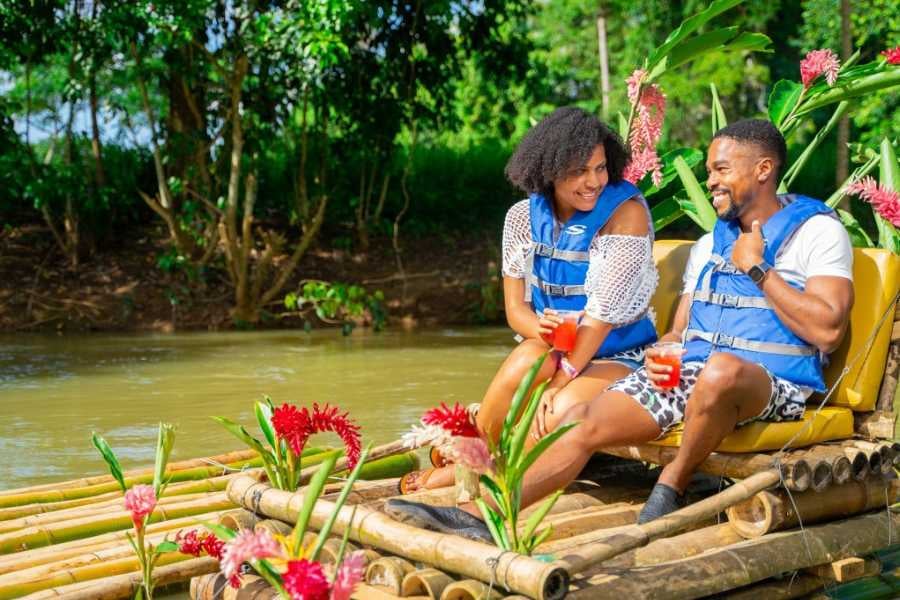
left=607, top=361, right=808, bottom=436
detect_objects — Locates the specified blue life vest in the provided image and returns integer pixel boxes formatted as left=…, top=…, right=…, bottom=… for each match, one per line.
left=683, top=194, right=835, bottom=391
left=526, top=180, right=658, bottom=358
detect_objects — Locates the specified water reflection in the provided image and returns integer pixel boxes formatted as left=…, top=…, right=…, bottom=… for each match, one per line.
left=0, top=327, right=513, bottom=489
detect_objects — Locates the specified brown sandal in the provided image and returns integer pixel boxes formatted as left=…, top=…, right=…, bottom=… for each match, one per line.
left=429, top=447, right=453, bottom=468
left=398, top=468, right=435, bottom=495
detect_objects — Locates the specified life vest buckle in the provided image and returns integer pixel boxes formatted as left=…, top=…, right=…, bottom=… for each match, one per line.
left=712, top=332, right=735, bottom=348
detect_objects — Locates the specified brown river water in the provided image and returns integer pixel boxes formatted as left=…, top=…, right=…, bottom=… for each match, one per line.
left=0, top=327, right=513, bottom=490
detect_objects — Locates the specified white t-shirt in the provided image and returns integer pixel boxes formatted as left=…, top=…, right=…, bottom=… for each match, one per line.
left=682, top=214, right=854, bottom=294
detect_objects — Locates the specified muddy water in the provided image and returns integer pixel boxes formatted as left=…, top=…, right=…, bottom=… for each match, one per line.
left=0, top=327, right=514, bottom=490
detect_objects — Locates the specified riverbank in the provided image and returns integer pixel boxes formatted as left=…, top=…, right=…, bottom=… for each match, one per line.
left=1, top=224, right=503, bottom=333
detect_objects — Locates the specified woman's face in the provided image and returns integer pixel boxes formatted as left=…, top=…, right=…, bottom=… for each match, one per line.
left=552, top=145, right=609, bottom=220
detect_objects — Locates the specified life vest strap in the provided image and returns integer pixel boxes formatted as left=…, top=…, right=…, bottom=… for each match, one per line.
left=691, top=291, right=772, bottom=309
left=532, top=242, right=590, bottom=262
left=527, top=274, right=585, bottom=297
left=685, top=329, right=817, bottom=357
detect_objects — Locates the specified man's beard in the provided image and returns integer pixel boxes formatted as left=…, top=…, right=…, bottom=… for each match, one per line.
left=719, top=198, right=741, bottom=221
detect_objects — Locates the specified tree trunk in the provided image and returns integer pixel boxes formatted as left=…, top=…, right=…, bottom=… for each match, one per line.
left=596, top=5, right=610, bottom=119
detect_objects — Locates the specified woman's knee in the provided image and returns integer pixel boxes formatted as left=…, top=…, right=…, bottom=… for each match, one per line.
left=545, top=388, right=591, bottom=432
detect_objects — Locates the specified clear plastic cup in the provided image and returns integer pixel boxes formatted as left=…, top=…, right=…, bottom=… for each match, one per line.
left=550, top=310, right=581, bottom=352
left=652, top=341, right=683, bottom=389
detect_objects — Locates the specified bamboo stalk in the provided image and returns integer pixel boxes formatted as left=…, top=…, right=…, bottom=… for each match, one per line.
left=190, top=572, right=228, bottom=600
left=528, top=504, right=640, bottom=542
left=299, top=440, right=409, bottom=485
left=569, top=510, right=900, bottom=598
left=227, top=475, right=570, bottom=600
left=601, top=445, right=807, bottom=489
left=0, top=492, right=235, bottom=554
left=843, top=441, right=885, bottom=475
left=439, top=579, right=504, bottom=600
left=0, top=510, right=227, bottom=575
left=401, top=568, right=455, bottom=599
left=559, top=469, right=782, bottom=573
left=366, top=556, right=416, bottom=595
left=22, top=556, right=218, bottom=600
left=725, top=478, right=899, bottom=538
left=218, top=509, right=262, bottom=532
left=850, top=441, right=896, bottom=474
left=606, top=523, right=744, bottom=568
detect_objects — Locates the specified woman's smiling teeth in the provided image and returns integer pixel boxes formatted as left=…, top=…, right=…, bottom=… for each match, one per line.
left=578, top=190, right=598, bottom=201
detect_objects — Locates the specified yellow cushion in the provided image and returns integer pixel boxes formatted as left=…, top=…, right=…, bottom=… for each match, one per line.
left=651, top=407, right=855, bottom=452
left=649, top=240, right=694, bottom=336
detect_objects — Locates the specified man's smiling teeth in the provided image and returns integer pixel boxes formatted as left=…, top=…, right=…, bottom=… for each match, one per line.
left=711, top=190, right=729, bottom=208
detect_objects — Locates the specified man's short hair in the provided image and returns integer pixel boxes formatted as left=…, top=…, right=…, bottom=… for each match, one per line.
left=712, top=119, right=787, bottom=182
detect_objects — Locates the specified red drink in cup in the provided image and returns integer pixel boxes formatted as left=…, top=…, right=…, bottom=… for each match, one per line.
left=653, top=341, right=683, bottom=389
left=551, top=310, right=581, bottom=352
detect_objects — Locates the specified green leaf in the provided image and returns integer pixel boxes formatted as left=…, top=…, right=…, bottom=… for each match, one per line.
left=500, top=353, right=547, bottom=457
left=475, top=498, right=510, bottom=550
left=664, top=27, right=739, bottom=73
left=796, top=68, right=900, bottom=118
left=212, top=416, right=277, bottom=484
left=877, top=138, right=900, bottom=255
left=651, top=197, right=686, bottom=233
left=311, top=444, right=372, bottom=561
left=255, top=399, right=277, bottom=451
left=507, top=381, right=548, bottom=468
left=837, top=209, right=874, bottom=248
left=710, top=84, right=727, bottom=135
left=781, top=102, right=849, bottom=192
left=294, top=452, right=337, bottom=556
left=767, top=80, right=803, bottom=129
left=617, top=111, right=628, bottom=140
left=518, top=489, right=563, bottom=548
left=722, top=31, right=773, bottom=53
left=516, top=422, right=579, bottom=475
left=91, top=433, right=126, bottom=493
left=527, top=525, right=555, bottom=554
left=334, top=505, right=357, bottom=567
left=673, top=156, right=716, bottom=231
left=646, top=0, right=743, bottom=72
left=201, top=521, right=237, bottom=541
left=479, top=475, right=508, bottom=519
left=153, top=423, right=175, bottom=498
left=155, top=540, right=179, bottom=554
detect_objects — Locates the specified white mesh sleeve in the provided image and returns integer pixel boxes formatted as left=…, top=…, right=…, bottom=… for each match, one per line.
left=583, top=234, right=658, bottom=325
left=501, top=199, right=532, bottom=278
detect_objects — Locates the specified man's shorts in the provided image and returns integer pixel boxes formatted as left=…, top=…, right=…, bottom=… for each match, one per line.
left=607, top=361, right=807, bottom=436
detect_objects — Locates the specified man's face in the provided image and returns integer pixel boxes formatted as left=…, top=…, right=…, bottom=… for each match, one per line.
left=705, top=137, right=766, bottom=221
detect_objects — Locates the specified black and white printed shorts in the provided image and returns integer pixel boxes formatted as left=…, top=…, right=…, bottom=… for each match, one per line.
left=607, top=361, right=807, bottom=436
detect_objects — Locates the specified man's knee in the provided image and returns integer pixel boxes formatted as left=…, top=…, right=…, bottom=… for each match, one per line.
left=692, top=353, right=748, bottom=412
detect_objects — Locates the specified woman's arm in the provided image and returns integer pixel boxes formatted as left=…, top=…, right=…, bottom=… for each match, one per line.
left=503, top=276, right=563, bottom=341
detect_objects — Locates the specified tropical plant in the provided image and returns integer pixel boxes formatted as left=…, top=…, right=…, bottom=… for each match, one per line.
left=203, top=447, right=372, bottom=598
left=214, top=398, right=361, bottom=491
left=91, top=423, right=177, bottom=600
left=284, top=281, right=387, bottom=333
left=841, top=138, right=900, bottom=254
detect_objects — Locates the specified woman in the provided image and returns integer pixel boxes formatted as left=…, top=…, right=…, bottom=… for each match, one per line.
left=402, top=106, right=659, bottom=492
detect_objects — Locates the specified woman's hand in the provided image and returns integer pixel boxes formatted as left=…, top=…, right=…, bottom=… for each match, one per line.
left=537, top=309, right=563, bottom=344
left=533, top=386, right=560, bottom=440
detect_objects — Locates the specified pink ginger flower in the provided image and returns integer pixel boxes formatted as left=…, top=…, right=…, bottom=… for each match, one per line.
left=883, top=46, right=900, bottom=65
left=330, top=552, right=367, bottom=600
left=626, top=68, right=647, bottom=104
left=124, top=484, right=157, bottom=531
left=800, top=49, right=840, bottom=88
left=623, top=68, right=665, bottom=186
left=282, top=559, right=331, bottom=600
left=847, top=176, right=900, bottom=227
left=623, top=148, right=663, bottom=187
left=219, top=529, right=283, bottom=586
left=446, top=436, right=494, bottom=475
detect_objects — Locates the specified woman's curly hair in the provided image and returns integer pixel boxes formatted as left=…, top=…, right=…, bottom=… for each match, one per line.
left=505, top=106, right=629, bottom=198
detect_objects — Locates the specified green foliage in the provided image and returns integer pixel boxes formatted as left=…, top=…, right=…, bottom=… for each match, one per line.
left=284, top=281, right=386, bottom=332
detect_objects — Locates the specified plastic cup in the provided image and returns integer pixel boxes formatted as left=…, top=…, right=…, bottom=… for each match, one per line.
left=652, top=341, right=683, bottom=389
left=550, top=310, right=581, bottom=352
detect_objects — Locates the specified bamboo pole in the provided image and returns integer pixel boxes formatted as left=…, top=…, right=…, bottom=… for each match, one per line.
left=218, top=508, right=262, bottom=532
left=850, top=441, right=895, bottom=474
left=401, top=568, right=455, bottom=599
left=0, top=492, right=234, bottom=554
left=22, top=556, right=218, bottom=600
left=568, top=510, right=900, bottom=598
left=439, top=580, right=504, bottom=600
left=190, top=572, right=228, bottom=600
left=366, top=557, right=417, bottom=595
left=843, top=441, right=885, bottom=475
left=0, top=510, right=227, bottom=575
left=597, top=523, right=743, bottom=568
left=601, top=445, right=808, bottom=490
left=559, top=469, right=782, bottom=573
left=299, top=440, right=410, bottom=485
left=725, top=478, right=899, bottom=538
left=529, top=504, right=640, bottom=542
left=227, top=475, right=570, bottom=600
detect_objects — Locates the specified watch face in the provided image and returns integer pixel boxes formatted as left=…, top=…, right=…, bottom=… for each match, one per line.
left=748, top=263, right=768, bottom=283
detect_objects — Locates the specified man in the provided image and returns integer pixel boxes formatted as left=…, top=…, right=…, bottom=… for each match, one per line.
left=386, top=118, right=854, bottom=539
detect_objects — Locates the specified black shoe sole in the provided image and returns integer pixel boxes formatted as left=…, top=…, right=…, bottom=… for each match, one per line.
left=384, top=500, right=493, bottom=544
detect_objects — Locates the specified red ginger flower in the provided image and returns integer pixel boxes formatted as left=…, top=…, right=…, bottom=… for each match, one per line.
left=176, top=528, right=226, bottom=560
left=124, top=484, right=157, bottom=531
left=272, top=403, right=362, bottom=470
left=883, top=46, right=900, bottom=65
left=422, top=402, right=479, bottom=438
left=800, top=49, right=840, bottom=88
left=202, top=532, right=226, bottom=560
left=847, top=176, right=900, bottom=227
left=282, top=559, right=331, bottom=600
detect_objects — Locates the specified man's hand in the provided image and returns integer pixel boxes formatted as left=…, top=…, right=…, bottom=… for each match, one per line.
left=644, top=344, right=686, bottom=390
left=731, top=219, right=765, bottom=273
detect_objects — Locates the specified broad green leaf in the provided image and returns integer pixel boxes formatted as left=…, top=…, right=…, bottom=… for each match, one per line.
left=673, top=156, right=716, bottom=231
left=651, top=197, right=686, bottom=233
left=710, top=84, right=727, bottom=135
left=479, top=475, right=508, bottom=519
left=201, top=521, right=237, bottom=541
left=646, top=0, right=743, bottom=71
left=518, top=489, right=563, bottom=546
left=782, top=102, right=849, bottom=192
left=153, top=423, right=176, bottom=498
left=311, top=444, right=371, bottom=561
left=212, top=416, right=277, bottom=485
left=516, top=422, right=579, bottom=475
left=796, top=68, right=900, bottom=118
left=154, top=540, right=179, bottom=554
left=91, top=433, right=126, bottom=493
left=664, top=27, right=739, bottom=73
left=837, top=209, right=874, bottom=248
left=295, top=452, right=337, bottom=556
left=500, top=353, right=547, bottom=456
left=643, top=148, right=704, bottom=197
left=475, top=498, right=510, bottom=550
left=617, top=111, right=628, bottom=140
left=877, top=138, right=900, bottom=254
left=722, top=31, right=773, bottom=53
left=507, top=380, right=548, bottom=468
left=767, top=80, right=803, bottom=129
left=255, top=399, right=277, bottom=451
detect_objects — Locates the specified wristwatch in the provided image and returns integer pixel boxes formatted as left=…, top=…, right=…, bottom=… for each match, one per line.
left=747, top=260, right=772, bottom=286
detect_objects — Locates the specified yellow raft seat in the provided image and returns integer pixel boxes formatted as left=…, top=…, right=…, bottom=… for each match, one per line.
left=645, top=239, right=899, bottom=452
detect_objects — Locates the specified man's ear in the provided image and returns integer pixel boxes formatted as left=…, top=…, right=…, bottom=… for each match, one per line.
left=757, top=157, right=775, bottom=184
